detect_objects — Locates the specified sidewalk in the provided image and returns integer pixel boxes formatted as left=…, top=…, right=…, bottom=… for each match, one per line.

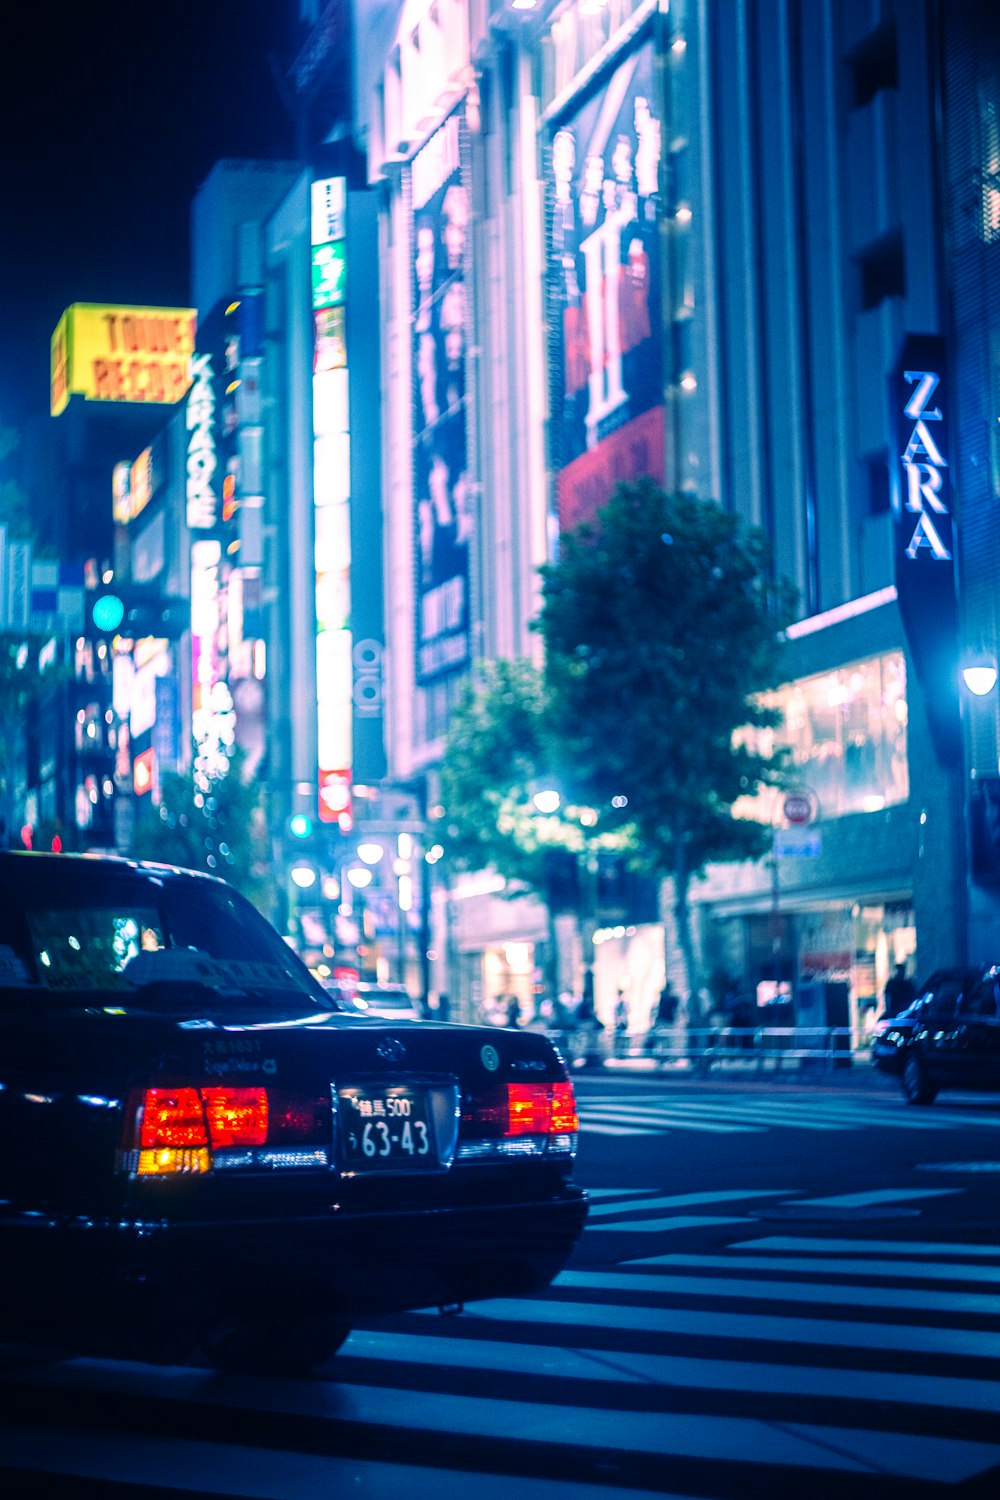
left=556, top=1030, right=894, bottom=1090
left=594, top=1052, right=893, bottom=1089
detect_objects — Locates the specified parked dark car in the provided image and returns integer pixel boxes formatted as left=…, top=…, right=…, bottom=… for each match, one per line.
left=871, top=965, right=1000, bottom=1104
left=0, top=852, right=586, bottom=1372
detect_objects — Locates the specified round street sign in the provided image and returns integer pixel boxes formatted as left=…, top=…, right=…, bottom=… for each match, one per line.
left=783, top=793, right=812, bottom=825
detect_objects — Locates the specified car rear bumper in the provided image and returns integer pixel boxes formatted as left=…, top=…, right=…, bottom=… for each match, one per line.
left=1, top=1187, right=588, bottom=1356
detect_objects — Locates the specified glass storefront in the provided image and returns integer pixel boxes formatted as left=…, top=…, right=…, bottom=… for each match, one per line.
left=739, top=651, right=909, bottom=822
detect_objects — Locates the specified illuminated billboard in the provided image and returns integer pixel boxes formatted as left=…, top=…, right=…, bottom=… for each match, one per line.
left=409, top=111, right=471, bottom=685
left=546, top=41, right=664, bottom=532
left=50, top=304, right=197, bottom=417
left=312, top=177, right=354, bottom=831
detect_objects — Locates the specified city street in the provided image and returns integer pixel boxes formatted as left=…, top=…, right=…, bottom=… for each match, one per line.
left=2, top=1067, right=999, bottom=1498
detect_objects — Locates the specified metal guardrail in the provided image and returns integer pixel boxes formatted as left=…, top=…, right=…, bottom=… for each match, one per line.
left=549, top=1025, right=863, bottom=1074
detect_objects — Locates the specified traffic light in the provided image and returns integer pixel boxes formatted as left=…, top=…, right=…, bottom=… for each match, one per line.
left=90, top=591, right=187, bottom=640
left=120, top=597, right=187, bottom=639
left=91, top=593, right=125, bottom=632
left=289, top=812, right=314, bottom=841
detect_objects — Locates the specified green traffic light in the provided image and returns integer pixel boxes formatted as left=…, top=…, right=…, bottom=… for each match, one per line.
left=289, top=813, right=313, bottom=839
left=92, top=594, right=125, bottom=632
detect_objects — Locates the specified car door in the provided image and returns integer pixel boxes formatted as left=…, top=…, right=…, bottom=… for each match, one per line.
left=950, top=973, right=1000, bottom=1091
left=912, top=977, right=964, bottom=1086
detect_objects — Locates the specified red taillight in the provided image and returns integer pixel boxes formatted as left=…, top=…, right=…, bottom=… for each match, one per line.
left=462, top=1080, right=579, bottom=1139
left=139, top=1087, right=208, bottom=1149
left=507, top=1083, right=554, bottom=1135
left=125, top=1084, right=331, bottom=1176
left=200, top=1086, right=268, bottom=1147
left=550, top=1081, right=580, bottom=1134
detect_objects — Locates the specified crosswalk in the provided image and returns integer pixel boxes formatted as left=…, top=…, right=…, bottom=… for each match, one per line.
left=2, top=1201, right=999, bottom=1498
left=575, top=1087, right=1000, bottom=1137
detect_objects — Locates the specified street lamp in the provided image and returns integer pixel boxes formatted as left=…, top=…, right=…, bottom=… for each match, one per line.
left=961, top=652, right=999, bottom=698
left=532, top=788, right=561, bottom=814
left=357, top=841, right=385, bottom=865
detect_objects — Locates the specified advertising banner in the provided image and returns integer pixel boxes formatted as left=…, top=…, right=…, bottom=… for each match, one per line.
left=409, top=111, right=472, bottom=685
left=546, top=39, right=664, bottom=532
left=50, top=304, right=196, bottom=416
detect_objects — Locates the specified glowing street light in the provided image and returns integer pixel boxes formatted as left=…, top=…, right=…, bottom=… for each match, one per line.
left=532, top=789, right=561, bottom=814
left=962, top=653, right=998, bottom=697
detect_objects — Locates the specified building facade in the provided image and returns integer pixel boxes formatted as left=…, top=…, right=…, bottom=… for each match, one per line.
left=336, top=0, right=1000, bottom=1031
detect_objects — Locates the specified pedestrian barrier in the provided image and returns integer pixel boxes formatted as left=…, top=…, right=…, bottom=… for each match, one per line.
left=549, top=1025, right=865, bottom=1074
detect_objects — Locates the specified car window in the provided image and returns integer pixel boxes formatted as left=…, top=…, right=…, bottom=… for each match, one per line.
left=959, top=977, right=1000, bottom=1019
left=0, top=868, right=328, bottom=1011
left=921, top=979, right=962, bottom=1020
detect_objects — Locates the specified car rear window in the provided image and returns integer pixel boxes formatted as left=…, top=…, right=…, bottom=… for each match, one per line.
left=0, top=867, right=327, bottom=1010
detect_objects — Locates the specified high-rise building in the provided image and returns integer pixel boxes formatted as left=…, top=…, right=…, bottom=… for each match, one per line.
left=320, top=0, right=1000, bottom=1031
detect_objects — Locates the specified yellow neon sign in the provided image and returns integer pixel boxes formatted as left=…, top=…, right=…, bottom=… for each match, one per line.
left=50, top=304, right=197, bottom=417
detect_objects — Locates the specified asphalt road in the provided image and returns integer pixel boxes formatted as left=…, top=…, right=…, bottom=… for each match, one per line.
left=2, top=1065, right=999, bottom=1499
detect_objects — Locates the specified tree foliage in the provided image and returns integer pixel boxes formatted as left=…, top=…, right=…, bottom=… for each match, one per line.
left=129, top=748, right=275, bottom=918
left=438, top=658, right=632, bottom=901
left=419, top=484, right=796, bottom=1011
left=535, top=478, right=795, bottom=1004
left=537, top=479, right=793, bottom=864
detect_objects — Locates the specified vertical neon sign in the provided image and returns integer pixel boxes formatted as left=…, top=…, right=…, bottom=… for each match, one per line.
left=311, top=178, right=353, bottom=830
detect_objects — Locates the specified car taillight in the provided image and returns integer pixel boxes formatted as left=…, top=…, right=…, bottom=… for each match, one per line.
left=459, top=1080, right=579, bottom=1160
left=123, top=1085, right=332, bottom=1177
left=132, top=1086, right=211, bottom=1176
left=201, top=1086, right=268, bottom=1147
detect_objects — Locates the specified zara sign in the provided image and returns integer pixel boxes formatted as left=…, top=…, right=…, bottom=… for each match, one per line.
left=889, top=333, right=960, bottom=767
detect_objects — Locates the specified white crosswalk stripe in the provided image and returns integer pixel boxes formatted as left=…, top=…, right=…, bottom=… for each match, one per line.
left=2, top=1221, right=999, bottom=1498
left=576, top=1088, right=1000, bottom=1136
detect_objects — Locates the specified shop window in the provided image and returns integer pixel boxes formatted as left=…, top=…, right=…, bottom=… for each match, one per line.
left=736, top=651, right=909, bottom=822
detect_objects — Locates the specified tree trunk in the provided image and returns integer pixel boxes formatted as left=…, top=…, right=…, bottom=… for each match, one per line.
left=672, top=840, right=703, bottom=1025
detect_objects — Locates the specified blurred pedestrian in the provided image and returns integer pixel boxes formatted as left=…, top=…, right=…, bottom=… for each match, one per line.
left=614, top=989, right=630, bottom=1055
left=882, top=963, right=916, bottom=1018
left=655, top=983, right=679, bottom=1027
left=505, top=993, right=521, bottom=1028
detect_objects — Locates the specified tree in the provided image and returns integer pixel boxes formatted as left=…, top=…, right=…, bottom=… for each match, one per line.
left=535, top=478, right=795, bottom=1016
left=439, top=658, right=555, bottom=892
left=129, top=747, right=275, bottom=919
left=438, top=658, right=636, bottom=998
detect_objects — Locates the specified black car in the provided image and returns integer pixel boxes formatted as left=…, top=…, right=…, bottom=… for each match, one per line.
left=0, top=852, right=586, bottom=1372
left=871, top=965, right=1000, bottom=1105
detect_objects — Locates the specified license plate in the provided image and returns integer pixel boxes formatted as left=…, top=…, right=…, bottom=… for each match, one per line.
left=338, top=1083, right=437, bottom=1170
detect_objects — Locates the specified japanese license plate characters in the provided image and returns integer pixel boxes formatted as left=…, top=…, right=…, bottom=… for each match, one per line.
left=338, top=1083, right=441, bottom=1170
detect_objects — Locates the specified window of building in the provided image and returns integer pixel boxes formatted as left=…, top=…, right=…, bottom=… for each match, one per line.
left=980, top=77, right=1000, bottom=244
left=864, top=448, right=891, bottom=515
left=847, top=20, right=898, bottom=110
left=856, top=227, right=905, bottom=311
left=737, top=651, right=909, bottom=822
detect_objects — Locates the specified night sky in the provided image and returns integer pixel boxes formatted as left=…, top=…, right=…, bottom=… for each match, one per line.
left=1, top=1, right=298, bottom=427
